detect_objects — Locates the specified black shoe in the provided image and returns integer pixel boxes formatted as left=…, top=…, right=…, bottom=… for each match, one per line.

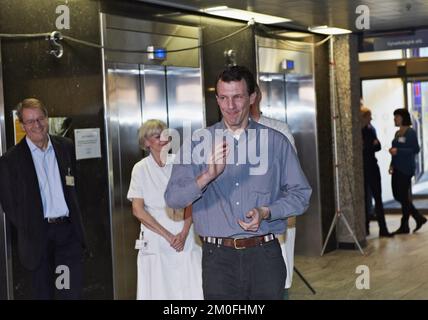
left=393, top=227, right=410, bottom=235
left=414, top=217, right=427, bottom=233
left=379, top=230, right=394, bottom=238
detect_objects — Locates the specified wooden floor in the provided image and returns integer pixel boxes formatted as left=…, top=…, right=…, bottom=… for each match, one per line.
left=290, top=214, right=428, bottom=300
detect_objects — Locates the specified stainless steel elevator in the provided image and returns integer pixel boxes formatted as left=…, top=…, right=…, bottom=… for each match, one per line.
left=256, top=36, right=323, bottom=255
left=0, top=41, right=13, bottom=300
left=101, top=14, right=205, bottom=299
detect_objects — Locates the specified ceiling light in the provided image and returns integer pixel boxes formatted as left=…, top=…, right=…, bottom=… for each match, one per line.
left=277, top=31, right=311, bottom=38
left=308, top=25, right=352, bottom=35
left=202, top=6, right=291, bottom=24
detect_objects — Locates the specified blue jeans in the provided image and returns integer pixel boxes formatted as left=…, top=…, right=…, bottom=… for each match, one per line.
left=202, top=239, right=286, bottom=300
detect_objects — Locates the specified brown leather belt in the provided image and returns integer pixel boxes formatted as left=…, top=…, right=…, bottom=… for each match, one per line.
left=201, top=233, right=275, bottom=250
left=45, top=216, right=70, bottom=224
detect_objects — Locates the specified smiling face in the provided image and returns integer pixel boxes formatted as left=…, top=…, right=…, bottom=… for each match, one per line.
left=216, top=79, right=256, bottom=131
left=21, top=107, right=49, bottom=147
left=144, top=132, right=170, bottom=155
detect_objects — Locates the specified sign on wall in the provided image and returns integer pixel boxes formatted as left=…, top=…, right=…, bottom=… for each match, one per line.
left=74, top=128, right=101, bottom=160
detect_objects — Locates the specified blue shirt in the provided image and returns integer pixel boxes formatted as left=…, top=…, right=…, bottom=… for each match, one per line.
left=26, top=136, right=69, bottom=218
left=164, top=119, right=312, bottom=238
left=391, top=127, right=420, bottom=177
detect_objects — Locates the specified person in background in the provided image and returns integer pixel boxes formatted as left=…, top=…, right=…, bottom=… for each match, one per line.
left=360, top=106, right=393, bottom=237
left=0, top=98, right=86, bottom=299
left=127, top=119, right=203, bottom=300
left=389, top=108, right=427, bottom=234
left=249, top=83, right=299, bottom=297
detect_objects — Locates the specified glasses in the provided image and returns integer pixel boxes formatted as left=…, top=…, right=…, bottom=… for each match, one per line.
left=22, top=116, right=47, bottom=126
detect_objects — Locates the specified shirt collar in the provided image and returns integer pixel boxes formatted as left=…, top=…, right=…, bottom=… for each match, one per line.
left=221, top=118, right=256, bottom=138
left=26, top=135, right=52, bottom=153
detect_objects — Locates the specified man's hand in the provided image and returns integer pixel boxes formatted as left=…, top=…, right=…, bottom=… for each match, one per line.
left=207, top=141, right=228, bottom=179
left=197, top=142, right=229, bottom=189
left=238, top=207, right=270, bottom=232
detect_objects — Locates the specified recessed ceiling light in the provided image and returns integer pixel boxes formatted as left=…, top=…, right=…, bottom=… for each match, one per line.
left=202, top=6, right=291, bottom=24
left=308, top=25, right=352, bottom=35
left=277, top=31, right=311, bottom=38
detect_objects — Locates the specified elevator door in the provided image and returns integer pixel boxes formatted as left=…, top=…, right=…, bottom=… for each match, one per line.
left=259, top=73, right=287, bottom=122
left=106, top=62, right=204, bottom=299
left=258, top=70, right=321, bottom=255
left=140, top=65, right=204, bottom=134
left=0, top=41, right=12, bottom=300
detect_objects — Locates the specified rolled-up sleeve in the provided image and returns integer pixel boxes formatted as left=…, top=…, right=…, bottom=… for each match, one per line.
left=268, top=140, right=312, bottom=220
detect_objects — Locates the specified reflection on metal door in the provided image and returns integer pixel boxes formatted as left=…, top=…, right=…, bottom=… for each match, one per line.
left=106, top=63, right=142, bottom=300
left=259, top=73, right=287, bottom=122
left=106, top=62, right=204, bottom=299
left=0, top=41, right=13, bottom=300
left=257, top=35, right=321, bottom=255
left=166, top=66, right=204, bottom=132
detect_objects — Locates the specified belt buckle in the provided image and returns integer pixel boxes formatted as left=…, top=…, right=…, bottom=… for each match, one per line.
left=233, top=238, right=245, bottom=250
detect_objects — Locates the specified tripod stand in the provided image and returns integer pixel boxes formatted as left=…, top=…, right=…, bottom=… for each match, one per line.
left=294, top=267, right=316, bottom=294
left=320, top=36, right=365, bottom=256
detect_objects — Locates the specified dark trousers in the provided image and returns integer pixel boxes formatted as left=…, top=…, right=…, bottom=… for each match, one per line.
left=391, top=170, right=424, bottom=229
left=364, top=165, right=389, bottom=233
left=31, top=221, right=83, bottom=299
left=202, top=239, right=286, bottom=300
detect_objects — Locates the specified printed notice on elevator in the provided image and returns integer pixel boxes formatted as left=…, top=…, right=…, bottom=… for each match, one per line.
left=75, top=128, right=101, bottom=160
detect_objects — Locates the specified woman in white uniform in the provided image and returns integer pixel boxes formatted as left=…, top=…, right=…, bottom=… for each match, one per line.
left=127, top=119, right=203, bottom=300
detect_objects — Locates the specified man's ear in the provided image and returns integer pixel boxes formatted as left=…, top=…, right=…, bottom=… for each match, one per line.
left=249, top=92, right=257, bottom=105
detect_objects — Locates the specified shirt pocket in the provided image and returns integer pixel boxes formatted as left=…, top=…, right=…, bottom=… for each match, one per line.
left=248, top=167, right=274, bottom=193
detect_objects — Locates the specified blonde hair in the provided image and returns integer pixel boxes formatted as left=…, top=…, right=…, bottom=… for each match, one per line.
left=138, top=119, right=167, bottom=150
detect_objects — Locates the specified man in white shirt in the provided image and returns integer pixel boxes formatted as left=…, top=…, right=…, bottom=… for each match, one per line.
left=0, top=98, right=85, bottom=299
left=249, top=84, right=297, bottom=296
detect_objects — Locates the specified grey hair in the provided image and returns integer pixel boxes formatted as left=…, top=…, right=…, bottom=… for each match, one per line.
left=16, top=98, right=48, bottom=123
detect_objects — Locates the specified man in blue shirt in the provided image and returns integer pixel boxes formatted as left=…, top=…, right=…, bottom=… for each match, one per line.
left=0, top=98, right=85, bottom=299
left=165, top=66, right=311, bottom=300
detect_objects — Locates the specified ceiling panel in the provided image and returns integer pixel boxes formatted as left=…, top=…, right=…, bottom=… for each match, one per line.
left=138, top=0, right=428, bottom=32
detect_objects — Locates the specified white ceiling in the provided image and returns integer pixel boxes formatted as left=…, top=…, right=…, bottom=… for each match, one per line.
left=138, top=0, right=428, bottom=32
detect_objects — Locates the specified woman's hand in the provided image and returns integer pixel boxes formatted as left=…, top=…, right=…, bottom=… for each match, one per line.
left=389, top=147, right=398, bottom=156
left=170, top=230, right=189, bottom=252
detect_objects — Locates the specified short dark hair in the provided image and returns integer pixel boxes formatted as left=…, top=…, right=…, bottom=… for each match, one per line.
left=16, top=98, right=48, bottom=123
left=215, top=65, right=256, bottom=96
left=393, top=108, right=411, bottom=126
